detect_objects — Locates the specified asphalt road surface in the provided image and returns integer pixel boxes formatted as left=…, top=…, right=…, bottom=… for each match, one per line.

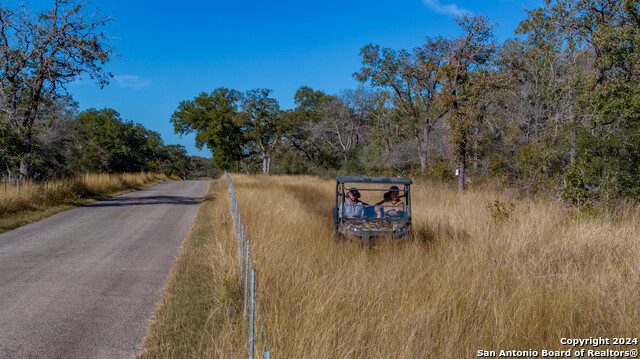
left=0, top=180, right=209, bottom=359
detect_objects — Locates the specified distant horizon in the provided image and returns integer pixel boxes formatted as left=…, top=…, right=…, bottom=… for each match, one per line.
left=14, top=0, right=542, bottom=157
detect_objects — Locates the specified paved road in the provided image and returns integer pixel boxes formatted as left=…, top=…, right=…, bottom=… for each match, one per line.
left=0, top=180, right=209, bottom=359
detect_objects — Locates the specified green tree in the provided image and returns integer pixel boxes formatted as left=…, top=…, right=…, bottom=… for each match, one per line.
left=490, top=38, right=575, bottom=192
left=74, top=108, right=165, bottom=173
left=351, top=89, right=414, bottom=172
left=171, top=88, right=244, bottom=171
left=30, top=94, right=80, bottom=179
left=0, top=119, right=21, bottom=180
left=517, top=0, right=640, bottom=204
left=153, top=144, right=191, bottom=178
left=305, top=91, right=366, bottom=169
left=240, top=89, right=281, bottom=175
left=285, top=87, right=339, bottom=169
left=188, top=156, right=218, bottom=179
left=354, top=37, right=449, bottom=171
left=0, top=0, right=113, bottom=181
left=440, top=14, right=495, bottom=192
left=1, top=93, right=79, bottom=181
left=273, top=86, right=348, bottom=174
left=287, top=86, right=327, bottom=159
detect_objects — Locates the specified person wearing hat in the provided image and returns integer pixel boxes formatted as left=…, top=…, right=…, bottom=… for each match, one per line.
left=377, top=185, right=405, bottom=217
left=339, top=188, right=364, bottom=219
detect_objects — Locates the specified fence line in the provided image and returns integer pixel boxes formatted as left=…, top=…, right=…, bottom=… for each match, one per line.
left=226, top=172, right=271, bottom=359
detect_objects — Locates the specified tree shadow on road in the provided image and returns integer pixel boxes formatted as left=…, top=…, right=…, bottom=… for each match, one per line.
left=84, top=195, right=204, bottom=207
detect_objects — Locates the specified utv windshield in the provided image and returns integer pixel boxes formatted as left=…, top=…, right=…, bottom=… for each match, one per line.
left=340, top=204, right=410, bottom=222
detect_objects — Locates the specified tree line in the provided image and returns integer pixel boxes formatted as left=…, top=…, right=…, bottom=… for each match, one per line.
left=2, top=0, right=639, bottom=208
left=174, top=1, right=640, bottom=208
left=0, top=0, right=214, bottom=182
left=0, top=96, right=214, bottom=181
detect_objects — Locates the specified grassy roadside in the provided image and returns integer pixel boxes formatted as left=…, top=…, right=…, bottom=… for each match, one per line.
left=0, top=172, right=170, bottom=233
left=137, top=178, right=245, bottom=358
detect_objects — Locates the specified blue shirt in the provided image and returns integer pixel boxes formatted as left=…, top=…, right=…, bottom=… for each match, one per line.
left=339, top=199, right=364, bottom=219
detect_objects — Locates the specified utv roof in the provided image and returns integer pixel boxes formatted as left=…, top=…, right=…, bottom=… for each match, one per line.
left=335, top=175, right=413, bottom=185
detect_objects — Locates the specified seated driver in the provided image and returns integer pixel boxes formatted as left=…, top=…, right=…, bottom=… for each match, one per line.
left=339, top=189, right=364, bottom=219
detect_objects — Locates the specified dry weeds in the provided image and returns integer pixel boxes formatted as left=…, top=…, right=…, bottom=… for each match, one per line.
left=145, top=174, right=640, bottom=358
left=221, top=174, right=639, bottom=358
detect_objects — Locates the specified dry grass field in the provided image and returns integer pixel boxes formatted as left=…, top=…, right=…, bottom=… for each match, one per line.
left=142, top=173, right=640, bottom=358
left=0, top=172, right=168, bottom=232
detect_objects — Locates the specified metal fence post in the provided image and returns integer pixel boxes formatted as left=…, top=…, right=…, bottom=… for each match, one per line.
left=240, top=225, right=245, bottom=278
left=239, top=235, right=243, bottom=282
left=244, top=240, right=249, bottom=314
left=238, top=224, right=243, bottom=278
left=249, top=268, right=255, bottom=359
left=232, top=200, right=237, bottom=227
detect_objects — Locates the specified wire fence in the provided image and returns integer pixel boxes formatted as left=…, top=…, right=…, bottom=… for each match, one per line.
left=225, top=172, right=271, bottom=359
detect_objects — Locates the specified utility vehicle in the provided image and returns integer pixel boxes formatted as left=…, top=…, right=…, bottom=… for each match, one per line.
left=332, top=176, right=412, bottom=243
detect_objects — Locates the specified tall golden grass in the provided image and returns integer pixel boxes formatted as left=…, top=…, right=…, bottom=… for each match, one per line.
left=0, top=172, right=168, bottom=219
left=162, top=174, right=639, bottom=358
left=222, top=174, right=640, bottom=357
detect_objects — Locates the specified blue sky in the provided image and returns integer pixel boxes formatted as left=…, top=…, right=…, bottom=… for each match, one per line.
left=21, top=0, right=543, bottom=156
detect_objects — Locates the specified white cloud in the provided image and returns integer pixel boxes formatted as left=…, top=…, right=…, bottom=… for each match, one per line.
left=422, top=0, right=470, bottom=17
left=114, top=75, right=152, bottom=89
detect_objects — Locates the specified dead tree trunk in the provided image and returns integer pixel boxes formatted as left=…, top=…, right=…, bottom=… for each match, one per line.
left=262, top=154, right=271, bottom=175
left=19, top=133, right=32, bottom=182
